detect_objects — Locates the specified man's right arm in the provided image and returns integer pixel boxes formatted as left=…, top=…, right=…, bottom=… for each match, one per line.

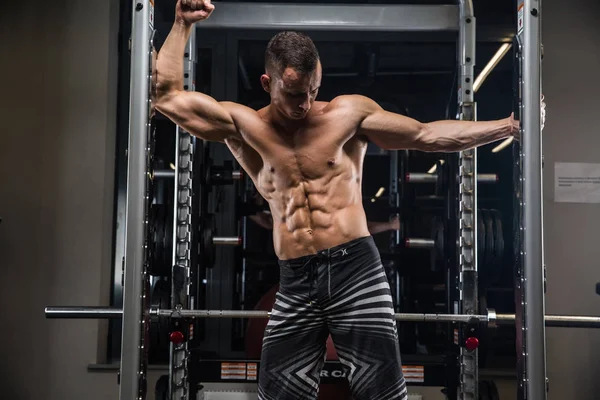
left=155, top=19, right=237, bottom=142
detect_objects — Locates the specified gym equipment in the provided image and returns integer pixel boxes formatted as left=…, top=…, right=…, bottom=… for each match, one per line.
left=403, top=210, right=504, bottom=287
left=148, top=204, right=173, bottom=276
left=198, top=213, right=241, bottom=269
left=479, top=380, right=500, bottom=400
left=45, top=306, right=600, bottom=329
left=44, top=1, right=549, bottom=399
left=404, top=171, right=497, bottom=197
left=513, top=1, right=546, bottom=398
left=404, top=173, right=497, bottom=184
left=149, top=279, right=170, bottom=364
left=154, top=375, right=168, bottom=400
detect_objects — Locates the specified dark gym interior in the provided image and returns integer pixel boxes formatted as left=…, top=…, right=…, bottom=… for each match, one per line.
left=1, top=0, right=600, bottom=399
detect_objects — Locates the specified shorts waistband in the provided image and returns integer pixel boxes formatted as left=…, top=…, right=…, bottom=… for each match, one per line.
left=277, top=235, right=374, bottom=268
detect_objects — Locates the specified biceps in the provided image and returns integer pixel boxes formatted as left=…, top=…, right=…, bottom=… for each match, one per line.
left=360, top=110, right=425, bottom=150
left=155, top=91, right=237, bottom=142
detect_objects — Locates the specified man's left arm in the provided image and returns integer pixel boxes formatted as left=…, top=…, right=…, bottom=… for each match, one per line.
left=346, top=95, right=518, bottom=152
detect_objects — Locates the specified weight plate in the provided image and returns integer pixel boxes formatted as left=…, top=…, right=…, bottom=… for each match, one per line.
left=483, top=210, right=494, bottom=271
left=478, top=295, right=489, bottom=369
left=155, top=375, right=169, bottom=400
left=148, top=203, right=174, bottom=277
left=479, top=380, right=492, bottom=400
left=491, top=209, right=505, bottom=284
left=201, top=214, right=216, bottom=269
left=435, top=160, right=446, bottom=196
left=429, top=217, right=444, bottom=271
left=479, top=380, right=500, bottom=400
left=149, top=279, right=171, bottom=364
left=149, top=205, right=166, bottom=276
left=478, top=210, right=485, bottom=267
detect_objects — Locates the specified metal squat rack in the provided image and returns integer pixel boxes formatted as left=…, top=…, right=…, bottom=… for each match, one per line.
left=42, top=1, right=575, bottom=400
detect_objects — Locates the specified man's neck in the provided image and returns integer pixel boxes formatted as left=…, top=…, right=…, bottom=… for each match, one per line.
left=268, top=106, right=307, bottom=134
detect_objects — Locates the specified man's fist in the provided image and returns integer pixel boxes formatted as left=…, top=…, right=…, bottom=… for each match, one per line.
left=510, top=95, right=547, bottom=139
left=176, top=0, right=215, bottom=25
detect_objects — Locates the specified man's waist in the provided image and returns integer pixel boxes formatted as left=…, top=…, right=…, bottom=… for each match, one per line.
left=277, top=235, right=375, bottom=268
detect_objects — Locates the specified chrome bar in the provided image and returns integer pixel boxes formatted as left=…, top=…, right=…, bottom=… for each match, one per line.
left=213, top=236, right=242, bottom=246
left=45, top=307, right=122, bottom=319
left=232, top=170, right=242, bottom=180
left=44, top=307, right=600, bottom=328
left=405, top=238, right=435, bottom=249
left=153, top=169, right=175, bottom=179
left=195, top=3, right=459, bottom=32
left=405, top=173, right=497, bottom=184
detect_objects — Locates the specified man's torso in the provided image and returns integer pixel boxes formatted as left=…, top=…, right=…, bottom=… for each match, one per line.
left=225, top=99, right=371, bottom=260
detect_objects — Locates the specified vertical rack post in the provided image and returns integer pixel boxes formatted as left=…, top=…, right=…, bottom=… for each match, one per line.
left=389, top=150, right=401, bottom=310
left=518, top=0, right=547, bottom=398
left=170, top=28, right=198, bottom=400
left=119, top=0, right=154, bottom=399
left=457, top=1, right=478, bottom=399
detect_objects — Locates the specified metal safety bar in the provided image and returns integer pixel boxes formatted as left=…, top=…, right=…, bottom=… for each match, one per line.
left=44, top=307, right=600, bottom=329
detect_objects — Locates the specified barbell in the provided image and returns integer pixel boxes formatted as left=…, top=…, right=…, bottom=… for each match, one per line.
left=44, top=306, right=600, bottom=329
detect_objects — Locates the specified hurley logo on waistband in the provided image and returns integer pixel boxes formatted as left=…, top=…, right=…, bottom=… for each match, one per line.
left=341, top=249, right=348, bottom=256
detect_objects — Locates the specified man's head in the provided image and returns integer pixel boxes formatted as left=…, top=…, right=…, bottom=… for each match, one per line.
left=261, top=31, right=322, bottom=120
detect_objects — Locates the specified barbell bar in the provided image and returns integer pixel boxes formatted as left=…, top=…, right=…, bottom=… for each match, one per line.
left=151, top=168, right=242, bottom=182
left=44, top=306, right=600, bottom=328
left=404, top=173, right=497, bottom=184
left=213, top=236, right=243, bottom=246
left=152, top=169, right=175, bottom=180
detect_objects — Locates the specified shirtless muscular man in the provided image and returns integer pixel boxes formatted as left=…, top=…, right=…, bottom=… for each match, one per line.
left=155, top=1, right=530, bottom=399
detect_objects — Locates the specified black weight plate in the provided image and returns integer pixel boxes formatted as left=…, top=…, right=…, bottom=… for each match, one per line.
left=491, top=209, right=505, bottom=284
left=478, top=211, right=485, bottom=267
left=150, top=204, right=173, bottom=277
left=478, top=295, right=489, bottom=369
left=155, top=375, right=169, bottom=400
left=479, top=380, right=496, bottom=400
left=435, top=219, right=444, bottom=265
left=429, top=217, right=444, bottom=271
left=149, top=279, right=170, bottom=363
left=164, top=202, right=174, bottom=271
left=480, top=380, right=501, bottom=400
left=435, top=160, right=446, bottom=196
left=483, top=210, right=495, bottom=271
left=148, top=205, right=166, bottom=276
left=201, top=214, right=216, bottom=269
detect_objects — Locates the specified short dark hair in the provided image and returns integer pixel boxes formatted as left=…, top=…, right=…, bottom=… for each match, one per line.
left=265, top=31, right=319, bottom=77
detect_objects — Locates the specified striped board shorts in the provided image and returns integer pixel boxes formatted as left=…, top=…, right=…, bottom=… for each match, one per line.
left=258, top=235, right=408, bottom=400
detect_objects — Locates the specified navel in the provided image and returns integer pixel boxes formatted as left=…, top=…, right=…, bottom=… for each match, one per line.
left=327, top=159, right=335, bottom=166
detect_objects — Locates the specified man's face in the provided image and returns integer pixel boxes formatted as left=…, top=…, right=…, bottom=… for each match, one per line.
left=261, top=62, right=322, bottom=120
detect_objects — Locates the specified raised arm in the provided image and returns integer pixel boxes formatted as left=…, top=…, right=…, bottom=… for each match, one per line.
left=346, top=95, right=517, bottom=152
left=155, top=0, right=237, bottom=142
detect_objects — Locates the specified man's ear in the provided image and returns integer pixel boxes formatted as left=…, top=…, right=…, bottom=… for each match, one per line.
left=260, top=74, right=271, bottom=93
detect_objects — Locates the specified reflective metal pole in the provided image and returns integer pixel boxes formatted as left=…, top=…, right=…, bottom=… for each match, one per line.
left=120, top=1, right=154, bottom=399
left=521, top=0, right=547, bottom=398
